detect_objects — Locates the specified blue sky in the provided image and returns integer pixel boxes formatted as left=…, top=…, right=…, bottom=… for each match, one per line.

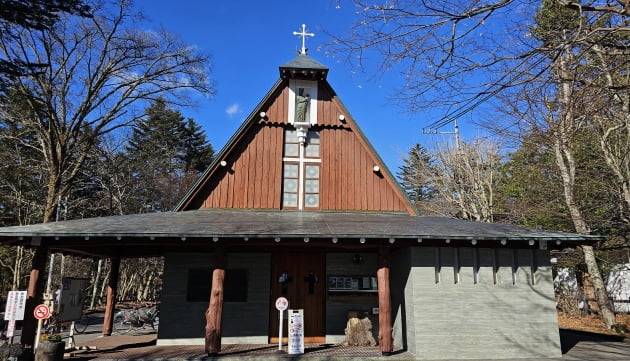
left=135, top=1, right=471, bottom=173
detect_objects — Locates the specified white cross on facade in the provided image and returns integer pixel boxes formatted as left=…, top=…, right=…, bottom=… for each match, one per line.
left=293, top=24, right=314, bottom=55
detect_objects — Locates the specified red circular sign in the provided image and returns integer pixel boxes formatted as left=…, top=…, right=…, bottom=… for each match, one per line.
left=34, top=304, right=50, bottom=320
left=275, top=297, right=289, bottom=311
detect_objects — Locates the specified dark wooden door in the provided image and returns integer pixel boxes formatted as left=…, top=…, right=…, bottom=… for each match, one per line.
left=269, top=251, right=325, bottom=343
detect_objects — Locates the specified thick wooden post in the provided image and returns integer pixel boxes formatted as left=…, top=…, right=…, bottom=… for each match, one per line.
left=205, top=247, right=226, bottom=355
left=102, top=256, right=120, bottom=336
left=20, top=244, right=48, bottom=346
left=377, top=246, right=393, bottom=355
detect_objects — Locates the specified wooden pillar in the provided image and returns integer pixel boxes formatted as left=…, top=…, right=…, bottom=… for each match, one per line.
left=205, top=247, right=226, bottom=356
left=20, top=244, right=48, bottom=346
left=377, top=246, right=393, bottom=355
left=102, top=256, right=120, bottom=336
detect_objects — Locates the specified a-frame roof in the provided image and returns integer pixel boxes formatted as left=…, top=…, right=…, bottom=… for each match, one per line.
left=175, top=53, right=416, bottom=214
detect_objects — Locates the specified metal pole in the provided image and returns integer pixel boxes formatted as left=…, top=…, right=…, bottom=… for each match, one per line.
left=278, top=309, right=284, bottom=351
left=45, top=254, right=55, bottom=295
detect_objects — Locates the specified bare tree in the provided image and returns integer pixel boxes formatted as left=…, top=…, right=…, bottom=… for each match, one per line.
left=0, top=0, right=214, bottom=222
left=326, top=1, right=628, bottom=126
left=426, top=138, right=500, bottom=222
left=328, top=0, right=628, bottom=328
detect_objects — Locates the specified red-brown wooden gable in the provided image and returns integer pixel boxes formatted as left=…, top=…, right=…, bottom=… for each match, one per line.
left=182, top=80, right=415, bottom=214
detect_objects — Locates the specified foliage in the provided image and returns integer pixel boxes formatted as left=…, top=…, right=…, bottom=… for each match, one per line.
left=40, top=333, right=62, bottom=342
left=0, top=0, right=91, bottom=90
left=0, top=0, right=214, bottom=222
left=398, top=144, right=439, bottom=214
left=125, top=98, right=214, bottom=213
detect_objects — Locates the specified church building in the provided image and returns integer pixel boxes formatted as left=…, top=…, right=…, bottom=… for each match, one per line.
left=0, top=28, right=602, bottom=360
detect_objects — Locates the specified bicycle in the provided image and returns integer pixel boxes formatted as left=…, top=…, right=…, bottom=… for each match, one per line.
left=113, top=304, right=159, bottom=333
left=73, top=312, right=91, bottom=333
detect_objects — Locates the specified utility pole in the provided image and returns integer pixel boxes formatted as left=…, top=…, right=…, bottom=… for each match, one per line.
left=422, top=119, right=460, bottom=149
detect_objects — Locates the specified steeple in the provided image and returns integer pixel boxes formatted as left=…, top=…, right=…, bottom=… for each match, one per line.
left=280, top=24, right=328, bottom=80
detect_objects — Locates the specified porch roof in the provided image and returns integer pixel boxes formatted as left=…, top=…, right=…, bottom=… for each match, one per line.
left=0, top=210, right=602, bottom=257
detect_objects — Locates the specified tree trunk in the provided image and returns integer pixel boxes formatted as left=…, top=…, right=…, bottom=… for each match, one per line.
left=20, top=244, right=48, bottom=346
left=102, top=257, right=120, bottom=336
left=582, top=245, right=616, bottom=328
left=205, top=247, right=226, bottom=355
left=90, top=259, right=103, bottom=309
left=12, top=246, right=24, bottom=290
left=377, top=247, right=393, bottom=355
left=551, top=52, right=615, bottom=329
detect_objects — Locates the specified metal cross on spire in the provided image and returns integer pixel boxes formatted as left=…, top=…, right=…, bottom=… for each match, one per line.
left=293, top=24, right=314, bottom=55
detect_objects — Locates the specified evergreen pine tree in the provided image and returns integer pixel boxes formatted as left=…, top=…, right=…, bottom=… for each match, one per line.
left=125, top=98, right=214, bottom=212
left=398, top=144, right=439, bottom=215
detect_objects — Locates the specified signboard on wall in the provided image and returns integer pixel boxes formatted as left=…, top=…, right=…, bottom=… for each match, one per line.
left=288, top=309, right=304, bottom=354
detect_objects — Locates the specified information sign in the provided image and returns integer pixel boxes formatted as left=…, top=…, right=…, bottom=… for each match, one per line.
left=58, top=277, right=89, bottom=322
left=288, top=309, right=304, bottom=355
left=4, top=290, right=27, bottom=321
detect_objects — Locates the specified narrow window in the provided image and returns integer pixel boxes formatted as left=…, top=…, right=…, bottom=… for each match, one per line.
left=282, top=129, right=321, bottom=210
left=304, top=165, right=319, bottom=208
left=282, top=163, right=299, bottom=208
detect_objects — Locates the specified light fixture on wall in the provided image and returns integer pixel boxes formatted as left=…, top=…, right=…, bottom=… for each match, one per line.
left=352, top=254, right=363, bottom=264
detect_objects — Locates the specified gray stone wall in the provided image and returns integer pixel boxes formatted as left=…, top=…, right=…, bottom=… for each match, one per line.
left=157, top=252, right=271, bottom=345
left=391, top=246, right=560, bottom=360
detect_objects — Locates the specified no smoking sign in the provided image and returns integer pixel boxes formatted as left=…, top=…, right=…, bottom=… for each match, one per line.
left=34, top=304, right=50, bottom=320
left=275, top=297, right=288, bottom=311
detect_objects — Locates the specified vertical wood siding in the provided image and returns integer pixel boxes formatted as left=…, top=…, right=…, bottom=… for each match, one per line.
left=195, top=81, right=411, bottom=213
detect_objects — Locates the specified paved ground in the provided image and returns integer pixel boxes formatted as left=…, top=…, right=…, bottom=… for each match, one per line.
left=63, top=329, right=630, bottom=361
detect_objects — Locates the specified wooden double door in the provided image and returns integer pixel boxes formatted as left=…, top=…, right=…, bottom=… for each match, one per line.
left=269, top=251, right=326, bottom=343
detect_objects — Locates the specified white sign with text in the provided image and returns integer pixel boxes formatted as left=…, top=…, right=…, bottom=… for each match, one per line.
left=288, top=309, right=304, bottom=354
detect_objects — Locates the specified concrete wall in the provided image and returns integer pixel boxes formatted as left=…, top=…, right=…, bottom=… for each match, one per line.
left=157, top=252, right=271, bottom=345
left=391, top=246, right=561, bottom=360
left=325, top=252, right=379, bottom=343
